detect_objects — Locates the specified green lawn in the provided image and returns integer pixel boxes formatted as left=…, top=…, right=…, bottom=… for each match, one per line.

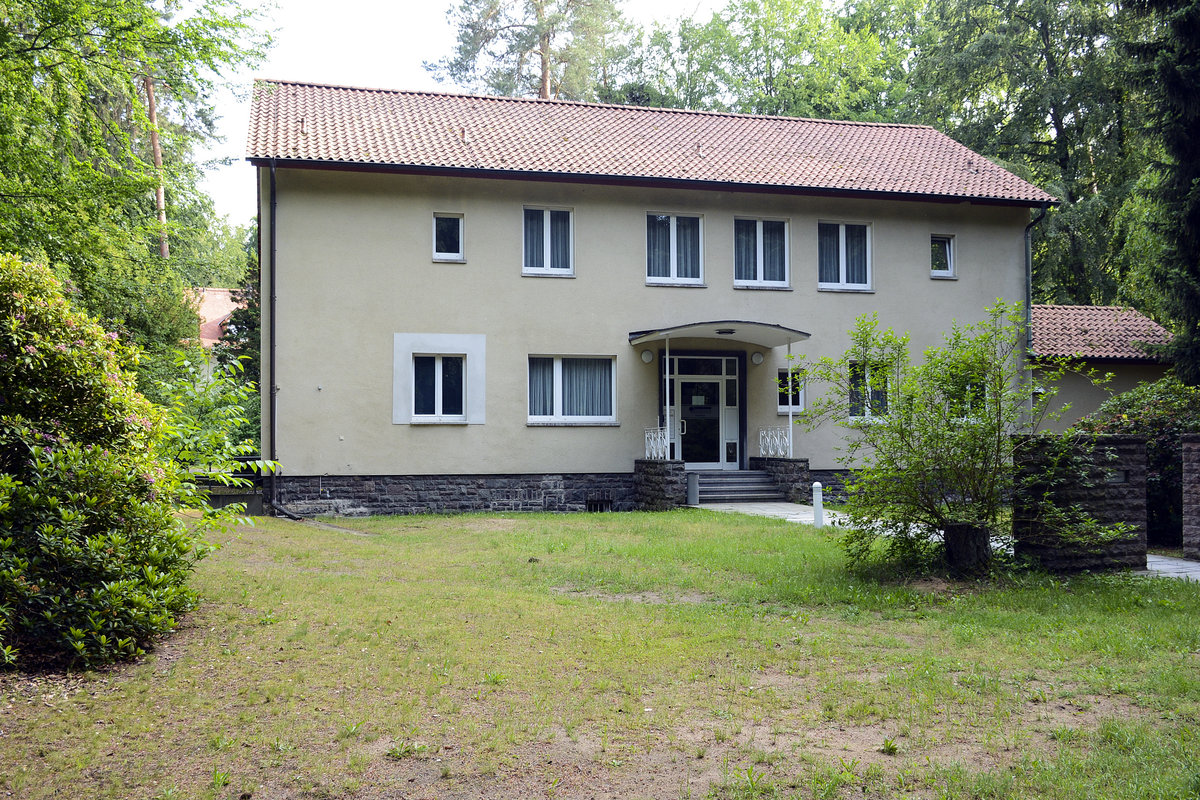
left=2, top=510, right=1198, bottom=799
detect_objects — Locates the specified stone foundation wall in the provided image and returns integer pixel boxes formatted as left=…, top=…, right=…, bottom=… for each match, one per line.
left=809, top=469, right=851, bottom=503
left=1184, top=434, right=1200, bottom=560
left=1012, top=434, right=1148, bottom=571
left=274, top=472, right=636, bottom=517
left=633, top=459, right=687, bottom=510
left=750, top=457, right=813, bottom=503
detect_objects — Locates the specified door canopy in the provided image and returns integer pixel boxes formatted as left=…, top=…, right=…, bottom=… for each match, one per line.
left=628, top=320, right=810, bottom=349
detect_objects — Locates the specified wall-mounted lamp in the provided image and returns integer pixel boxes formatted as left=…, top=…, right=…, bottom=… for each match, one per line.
left=640, top=349, right=655, bottom=364
left=750, top=352, right=765, bottom=365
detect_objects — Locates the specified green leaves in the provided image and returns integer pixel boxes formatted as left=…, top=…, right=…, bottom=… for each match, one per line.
left=0, top=255, right=271, bottom=668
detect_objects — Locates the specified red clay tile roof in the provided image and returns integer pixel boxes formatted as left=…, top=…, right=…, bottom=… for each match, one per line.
left=191, top=287, right=241, bottom=349
left=246, top=79, right=1055, bottom=206
left=1031, top=305, right=1171, bottom=361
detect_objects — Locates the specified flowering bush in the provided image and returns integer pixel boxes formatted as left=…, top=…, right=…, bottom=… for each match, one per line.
left=1076, top=376, right=1200, bottom=546
left=0, top=254, right=259, bottom=667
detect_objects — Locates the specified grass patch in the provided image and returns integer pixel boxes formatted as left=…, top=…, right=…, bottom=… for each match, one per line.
left=2, top=510, right=1198, bottom=799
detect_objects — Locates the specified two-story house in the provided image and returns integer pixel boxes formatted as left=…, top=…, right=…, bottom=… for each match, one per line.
left=246, top=79, right=1053, bottom=515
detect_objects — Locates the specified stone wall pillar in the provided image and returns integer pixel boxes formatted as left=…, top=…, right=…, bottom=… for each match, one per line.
left=749, top=457, right=812, bottom=503
left=633, top=459, right=687, bottom=510
left=1012, top=434, right=1148, bottom=571
left=1183, top=434, right=1200, bottom=560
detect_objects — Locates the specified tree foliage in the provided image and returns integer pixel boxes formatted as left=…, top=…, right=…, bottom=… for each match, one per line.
left=796, top=303, right=1066, bottom=572
left=1127, top=0, right=1200, bottom=384
left=1076, top=376, right=1200, bottom=546
left=0, top=0, right=267, bottom=384
left=428, top=0, right=631, bottom=100
left=0, top=255, right=264, bottom=668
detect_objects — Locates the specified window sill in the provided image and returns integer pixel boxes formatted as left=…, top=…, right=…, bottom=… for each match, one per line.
left=930, top=273, right=958, bottom=281
left=777, top=409, right=804, bottom=415
left=527, top=421, right=620, bottom=427
left=735, top=283, right=792, bottom=291
left=522, top=271, right=576, bottom=278
left=432, top=256, right=466, bottom=264
left=646, top=281, right=706, bottom=288
left=409, top=418, right=470, bottom=425
left=817, top=286, right=874, bottom=293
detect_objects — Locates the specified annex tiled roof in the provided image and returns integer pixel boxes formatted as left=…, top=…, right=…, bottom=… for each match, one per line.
left=1031, top=305, right=1171, bottom=361
left=247, top=79, right=1055, bottom=205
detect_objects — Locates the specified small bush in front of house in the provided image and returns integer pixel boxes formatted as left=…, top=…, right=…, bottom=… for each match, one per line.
left=0, top=255, right=258, bottom=668
left=797, top=302, right=1118, bottom=574
left=1076, top=376, right=1200, bottom=546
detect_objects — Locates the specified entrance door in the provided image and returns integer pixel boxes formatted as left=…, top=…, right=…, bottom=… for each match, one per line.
left=679, top=380, right=722, bottom=468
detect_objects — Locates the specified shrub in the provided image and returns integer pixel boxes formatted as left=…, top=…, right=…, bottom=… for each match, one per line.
left=797, top=302, right=1103, bottom=574
left=1075, top=376, right=1200, bottom=546
left=0, top=254, right=257, bottom=668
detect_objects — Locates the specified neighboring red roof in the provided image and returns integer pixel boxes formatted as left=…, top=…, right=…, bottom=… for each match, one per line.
left=246, top=79, right=1055, bottom=206
left=192, top=288, right=241, bottom=348
left=1031, top=305, right=1171, bottom=361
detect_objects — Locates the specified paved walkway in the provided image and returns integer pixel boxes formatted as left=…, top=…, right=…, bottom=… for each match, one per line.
left=696, top=501, right=1200, bottom=582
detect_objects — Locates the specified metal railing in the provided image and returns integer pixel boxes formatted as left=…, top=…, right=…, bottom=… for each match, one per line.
left=644, top=426, right=669, bottom=460
left=758, top=426, right=790, bottom=458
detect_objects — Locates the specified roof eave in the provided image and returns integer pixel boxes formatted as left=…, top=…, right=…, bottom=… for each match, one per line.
left=245, top=157, right=1057, bottom=208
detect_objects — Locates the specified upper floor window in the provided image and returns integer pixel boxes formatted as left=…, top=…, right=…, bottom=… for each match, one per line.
left=647, top=214, right=702, bottom=284
left=849, top=361, right=888, bottom=419
left=735, top=218, right=788, bottom=286
left=528, top=356, right=615, bottom=422
left=523, top=207, right=573, bottom=275
left=931, top=234, right=955, bottom=278
left=818, top=222, right=871, bottom=290
left=432, top=214, right=464, bottom=262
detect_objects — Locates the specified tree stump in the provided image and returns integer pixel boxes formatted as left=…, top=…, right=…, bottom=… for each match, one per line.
left=943, top=523, right=991, bottom=572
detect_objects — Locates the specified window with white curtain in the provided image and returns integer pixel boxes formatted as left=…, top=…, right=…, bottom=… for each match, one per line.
left=523, top=207, right=573, bottom=275
left=646, top=214, right=702, bottom=284
left=528, top=356, right=615, bottom=422
left=735, top=218, right=788, bottom=286
left=818, top=221, right=871, bottom=289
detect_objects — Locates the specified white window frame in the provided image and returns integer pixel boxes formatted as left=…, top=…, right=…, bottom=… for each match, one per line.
left=848, top=360, right=889, bottom=420
left=393, top=333, right=486, bottom=424
left=527, top=355, right=617, bottom=424
left=734, top=217, right=790, bottom=287
left=522, top=206, right=575, bottom=276
left=432, top=213, right=464, bottom=262
left=817, top=221, right=872, bottom=291
left=645, top=213, right=704, bottom=285
left=930, top=234, right=955, bottom=279
left=412, top=354, right=466, bottom=422
left=777, top=369, right=805, bottom=414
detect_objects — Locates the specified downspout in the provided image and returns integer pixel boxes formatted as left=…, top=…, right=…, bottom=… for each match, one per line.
left=1024, top=202, right=1049, bottom=350
left=265, top=162, right=302, bottom=521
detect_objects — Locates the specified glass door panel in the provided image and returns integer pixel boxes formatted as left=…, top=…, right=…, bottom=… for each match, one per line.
left=680, top=380, right=721, bottom=465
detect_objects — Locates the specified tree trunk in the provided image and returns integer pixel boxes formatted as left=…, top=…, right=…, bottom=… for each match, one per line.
left=943, top=523, right=991, bottom=573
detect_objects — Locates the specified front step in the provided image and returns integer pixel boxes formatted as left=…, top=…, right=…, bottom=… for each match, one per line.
left=695, top=470, right=786, bottom=503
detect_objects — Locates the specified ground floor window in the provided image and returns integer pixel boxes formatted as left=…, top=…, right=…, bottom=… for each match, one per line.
left=529, top=356, right=615, bottom=422
left=414, top=355, right=464, bottom=418
left=393, top=333, right=486, bottom=424
left=778, top=369, right=804, bottom=413
left=849, top=361, right=888, bottom=418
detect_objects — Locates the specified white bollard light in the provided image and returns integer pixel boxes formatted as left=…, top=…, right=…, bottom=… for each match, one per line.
left=812, top=481, right=824, bottom=528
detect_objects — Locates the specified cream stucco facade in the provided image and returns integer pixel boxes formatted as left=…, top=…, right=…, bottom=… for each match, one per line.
left=259, top=166, right=1029, bottom=485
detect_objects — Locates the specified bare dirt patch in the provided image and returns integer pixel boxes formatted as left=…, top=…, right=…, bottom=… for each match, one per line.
left=550, top=586, right=711, bottom=605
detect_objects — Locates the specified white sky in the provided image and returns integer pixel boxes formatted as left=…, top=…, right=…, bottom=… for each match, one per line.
left=199, top=0, right=725, bottom=224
